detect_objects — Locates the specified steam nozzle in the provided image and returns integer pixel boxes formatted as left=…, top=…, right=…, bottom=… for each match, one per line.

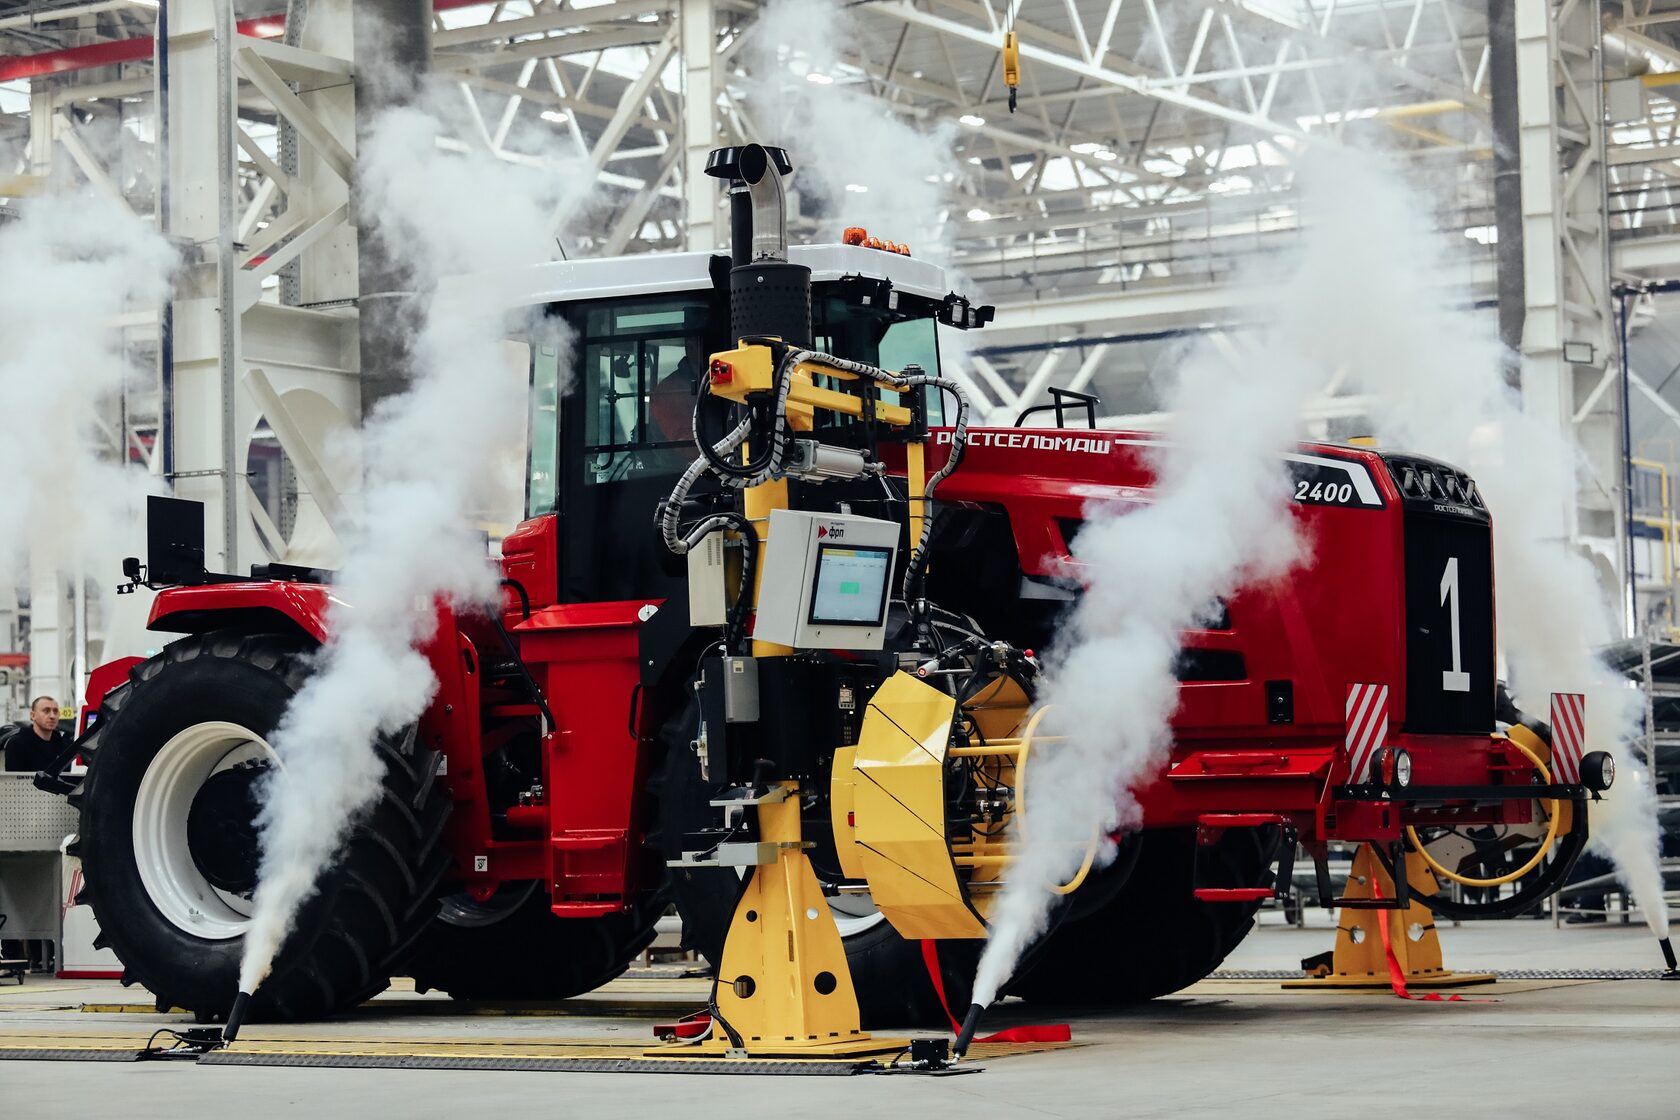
left=1660, top=937, right=1678, bottom=979
left=953, top=1002, right=987, bottom=1058
left=223, top=990, right=252, bottom=1043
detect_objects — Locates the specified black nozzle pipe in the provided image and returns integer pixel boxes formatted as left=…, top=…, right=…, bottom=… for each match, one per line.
left=223, top=990, right=252, bottom=1043
left=953, top=1002, right=986, bottom=1058
left=1660, top=937, right=1678, bottom=979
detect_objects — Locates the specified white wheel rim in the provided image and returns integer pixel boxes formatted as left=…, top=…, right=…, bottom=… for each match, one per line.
left=828, top=891, right=887, bottom=938
left=132, top=720, right=276, bottom=940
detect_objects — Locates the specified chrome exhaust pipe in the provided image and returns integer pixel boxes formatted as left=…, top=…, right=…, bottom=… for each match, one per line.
left=736, top=143, right=789, bottom=263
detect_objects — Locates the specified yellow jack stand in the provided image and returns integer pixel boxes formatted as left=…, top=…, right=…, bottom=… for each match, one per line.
left=652, top=783, right=907, bottom=1059
left=1282, top=844, right=1495, bottom=991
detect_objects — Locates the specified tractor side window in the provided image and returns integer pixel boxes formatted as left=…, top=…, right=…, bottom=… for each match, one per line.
left=579, top=298, right=707, bottom=486
left=526, top=343, right=562, bottom=517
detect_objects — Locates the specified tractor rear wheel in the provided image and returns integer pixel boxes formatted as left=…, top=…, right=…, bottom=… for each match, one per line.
left=405, top=881, right=668, bottom=1001
left=74, top=631, right=451, bottom=1022
left=1008, top=826, right=1278, bottom=1006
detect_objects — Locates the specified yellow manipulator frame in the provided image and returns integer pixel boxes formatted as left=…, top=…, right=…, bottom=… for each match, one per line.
left=659, top=342, right=937, bottom=1058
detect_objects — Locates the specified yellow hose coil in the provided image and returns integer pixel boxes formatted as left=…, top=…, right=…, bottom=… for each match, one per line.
left=1405, top=732, right=1564, bottom=888
left=1014, top=706, right=1099, bottom=896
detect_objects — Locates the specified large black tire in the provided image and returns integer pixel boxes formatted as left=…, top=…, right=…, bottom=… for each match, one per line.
left=405, top=882, right=669, bottom=1001
left=1009, top=826, right=1278, bottom=1005
left=75, top=631, right=451, bottom=1022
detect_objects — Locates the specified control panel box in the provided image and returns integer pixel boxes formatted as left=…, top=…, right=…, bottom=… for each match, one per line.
left=755, top=509, right=899, bottom=651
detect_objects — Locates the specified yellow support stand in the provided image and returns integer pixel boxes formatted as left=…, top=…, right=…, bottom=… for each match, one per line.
left=1282, top=844, right=1495, bottom=990
left=652, top=783, right=907, bottom=1059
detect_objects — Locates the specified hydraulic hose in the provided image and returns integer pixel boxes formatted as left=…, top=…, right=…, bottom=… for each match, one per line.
left=1405, top=733, right=1564, bottom=888
left=657, top=345, right=972, bottom=649
left=775, top=349, right=972, bottom=601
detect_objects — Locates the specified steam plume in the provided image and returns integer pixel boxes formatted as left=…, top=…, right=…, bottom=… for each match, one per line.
left=975, top=147, right=1671, bottom=1004
left=0, top=190, right=174, bottom=627
left=1329, top=159, right=1669, bottom=939
left=971, top=155, right=1392, bottom=1006
left=237, top=84, right=577, bottom=994
left=743, top=0, right=956, bottom=256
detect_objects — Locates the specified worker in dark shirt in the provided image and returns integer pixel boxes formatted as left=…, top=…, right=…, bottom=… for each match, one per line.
left=2, top=695, right=71, bottom=973
left=2, top=695, right=69, bottom=772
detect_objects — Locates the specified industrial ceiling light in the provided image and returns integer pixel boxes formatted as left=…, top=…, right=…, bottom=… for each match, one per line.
left=960, top=114, right=985, bottom=127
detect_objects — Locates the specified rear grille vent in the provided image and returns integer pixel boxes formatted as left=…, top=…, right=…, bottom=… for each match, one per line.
left=1383, top=455, right=1488, bottom=520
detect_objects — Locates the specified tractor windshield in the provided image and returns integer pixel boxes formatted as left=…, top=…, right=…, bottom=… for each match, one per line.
left=812, top=295, right=945, bottom=427
left=522, top=286, right=950, bottom=601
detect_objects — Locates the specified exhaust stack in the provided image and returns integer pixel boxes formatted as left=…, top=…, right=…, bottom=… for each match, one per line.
left=705, top=143, right=811, bottom=347
left=1660, top=936, right=1678, bottom=980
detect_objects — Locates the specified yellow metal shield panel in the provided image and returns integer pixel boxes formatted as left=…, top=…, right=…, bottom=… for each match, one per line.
left=843, top=672, right=987, bottom=940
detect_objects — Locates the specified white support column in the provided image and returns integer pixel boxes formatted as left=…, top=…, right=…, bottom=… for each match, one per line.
left=1515, top=0, right=1622, bottom=617
left=27, top=83, right=52, bottom=178
left=162, top=0, right=361, bottom=576
left=26, top=547, right=67, bottom=710
left=681, top=0, right=718, bottom=251
left=165, top=0, right=243, bottom=572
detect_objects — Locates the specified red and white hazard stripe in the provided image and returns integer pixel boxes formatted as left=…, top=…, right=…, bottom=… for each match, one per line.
left=1345, top=683, right=1389, bottom=783
left=1549, top=693, right=1586, bottom=784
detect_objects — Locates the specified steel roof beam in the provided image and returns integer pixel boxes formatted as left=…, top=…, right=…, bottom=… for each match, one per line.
left=872, top=0, right=1316, bottom=143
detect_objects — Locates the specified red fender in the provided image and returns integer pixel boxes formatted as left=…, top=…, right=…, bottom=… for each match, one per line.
left=147, top=582, right=333, bottom=644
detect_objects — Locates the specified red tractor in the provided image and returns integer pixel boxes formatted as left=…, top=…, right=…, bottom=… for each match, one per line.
left=42, top=145, right=1608, bottom=1029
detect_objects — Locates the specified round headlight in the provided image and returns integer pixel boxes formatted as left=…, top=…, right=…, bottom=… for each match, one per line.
left=1580, top=750, right=1615, bottom=792
left=1393, top=749, right=1413, bottom=788
left=1368, top=747, right=1392, bottom=785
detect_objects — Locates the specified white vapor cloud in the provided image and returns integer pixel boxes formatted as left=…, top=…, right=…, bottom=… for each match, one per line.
left=238, top=82, right=578, bottom=994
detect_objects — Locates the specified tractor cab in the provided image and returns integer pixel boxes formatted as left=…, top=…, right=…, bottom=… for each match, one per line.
left=509, top=244, right=988, bottom=608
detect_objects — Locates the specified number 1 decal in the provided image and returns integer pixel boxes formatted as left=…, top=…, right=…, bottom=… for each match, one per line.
left=1439, top=556, right=1471, bottom=693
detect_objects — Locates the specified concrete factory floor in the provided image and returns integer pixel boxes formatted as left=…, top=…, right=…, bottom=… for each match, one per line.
left=2, top=914, right=1675, bottom=1119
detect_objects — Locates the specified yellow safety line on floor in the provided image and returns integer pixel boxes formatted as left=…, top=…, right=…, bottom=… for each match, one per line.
left=0, top=1031, right=1066, bottom=1063
left=76, top=998, right=703, bottom=1018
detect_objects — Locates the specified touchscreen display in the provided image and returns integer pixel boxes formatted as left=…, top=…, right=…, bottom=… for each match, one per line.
left=808, top=545, right=892, bottom=625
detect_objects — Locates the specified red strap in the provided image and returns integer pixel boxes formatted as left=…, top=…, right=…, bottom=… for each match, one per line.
left=652, top=1010, right=713, bottom=1039
left=919, top=940, right=1072, bottom=1045
left=1370, top=881, right=1493, bottom=1003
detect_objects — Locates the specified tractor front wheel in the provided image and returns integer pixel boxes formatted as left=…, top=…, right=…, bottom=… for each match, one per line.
left=1008, top=826, right=1278, bottom=1006
left=75, top=631, right=451, bottom=1022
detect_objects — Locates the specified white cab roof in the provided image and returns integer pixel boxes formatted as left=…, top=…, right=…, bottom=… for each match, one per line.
left=481, top=244, right=954, bottom=308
